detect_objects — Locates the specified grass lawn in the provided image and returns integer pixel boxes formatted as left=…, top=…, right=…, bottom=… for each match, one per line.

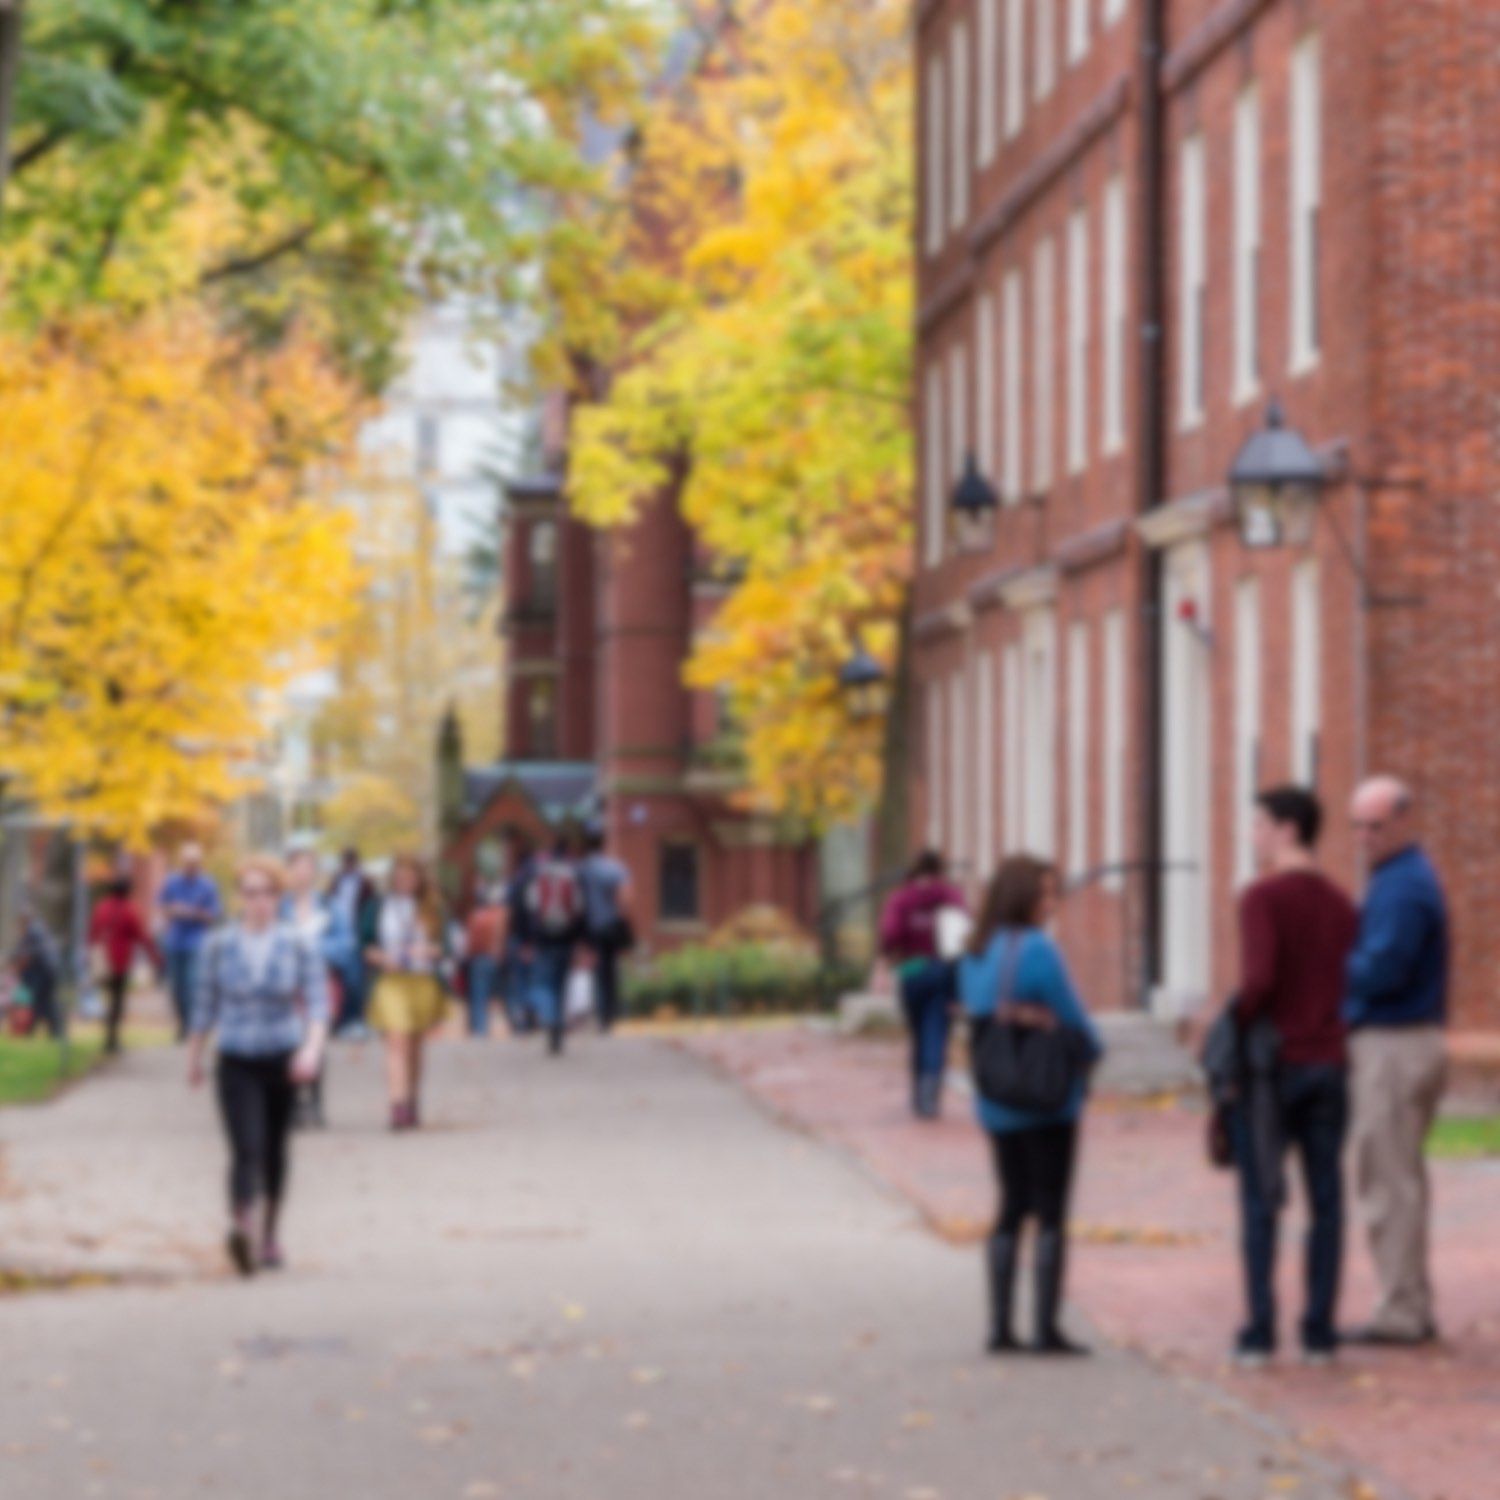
left=0, top=1034, right=104, bottom=1107
left=1428, top=1115, right=1500, bottom=1160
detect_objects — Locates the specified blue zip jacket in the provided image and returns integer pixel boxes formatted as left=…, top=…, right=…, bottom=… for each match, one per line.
left=1344, top=844, right=1449, bottom=1030
left=959, top=928, right=1105, bottom=1135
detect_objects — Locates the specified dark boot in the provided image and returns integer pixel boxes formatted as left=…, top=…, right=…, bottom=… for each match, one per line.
left=1033, top=1228, right=1089, bottom=1355
left=985, top=1233, right=1021, bottom=1354
left=548, top=1024, right=565, bottom=1057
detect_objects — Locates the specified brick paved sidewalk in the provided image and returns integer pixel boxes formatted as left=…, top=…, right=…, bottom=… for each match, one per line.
left=678, top=1024, right=1500, bottom=1500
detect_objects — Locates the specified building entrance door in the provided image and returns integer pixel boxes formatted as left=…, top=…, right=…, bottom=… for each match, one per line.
left=1157, top=541, right=1212, bottom=1018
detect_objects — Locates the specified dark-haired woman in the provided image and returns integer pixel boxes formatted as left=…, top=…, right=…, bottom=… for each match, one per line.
left=88, top=879, right=161, bottom=1055
left=879, top=850, right=967, bottom=1119
left=959, top=855, right=1103, bottom=1355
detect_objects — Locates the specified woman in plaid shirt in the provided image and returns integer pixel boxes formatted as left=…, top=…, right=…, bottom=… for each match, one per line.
left=186, top=855, right=331, bottom=1277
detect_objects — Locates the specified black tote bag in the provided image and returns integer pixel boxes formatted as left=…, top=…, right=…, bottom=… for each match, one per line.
left=972, top=934, right=1089, bottom=1116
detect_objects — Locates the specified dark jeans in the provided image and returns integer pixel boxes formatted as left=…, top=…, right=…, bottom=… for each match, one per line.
left=24, top=971, right=63, bottom=1040
left=991, top=1122, right=1079, bottom=1235
left=333, top=956, right=368, bottom=1031
left=1233, top=1062, right=1348, bottom=1352
left=166, top=949, right=199, bottom=1040
left=899, top=959, right=955, bottom=1082
left=217, top=1052, right=297, bottom=1214
left=590, top=936, right=623, bottom=1032
left=104, top=972, right=130, bottom=1053
left=466, top=956, right=498, bottom=1037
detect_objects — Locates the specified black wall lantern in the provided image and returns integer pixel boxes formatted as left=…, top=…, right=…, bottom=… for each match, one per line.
left=951, top=451, right=1000, bottom=551
left=1228, top=399, right=1327, bottom=549
left=838, top=641, right=889, bottom=721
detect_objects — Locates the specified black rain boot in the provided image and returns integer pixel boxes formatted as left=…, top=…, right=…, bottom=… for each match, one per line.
left=915, top=1074, right=942, bottom=1119
left=1033, top=1228, right=1089, bottom=1355
left=985, top=1233, right=1021, bottom=1354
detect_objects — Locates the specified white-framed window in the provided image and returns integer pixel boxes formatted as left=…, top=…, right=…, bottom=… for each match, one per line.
left=1101, top=172, right=1127, bottom=454
left=925, top=52, right=945, bottom=257
left=926, top=679, right=944, bottom=846
left=1021, top=608, right=1057, bottom=857
left=1002, top=642, right=1023, bottom=851
left=1004, top=0, right=1026, bottom=140
left=1032, top=235, right=1055, bottom=493
left=1101, top=607, right=1126, bottom=887
left=1233, top=85, right=1262, bottom=405
left=979, top=0, right=1000, bottom=168
left=949, top=670, right=969, bottom=873
left=1035, top=0, right=1056, bottom=101
left=1067, top=619, right=1090, bottom=877
left=1291, top=559, right=1321, bottom=784
left=976, top=292, right=997, bottom=478
left=1067, top=0, right=1089, bottom=67
left=1178, top=132, right=1207, bottom=429
left=1002, top=267, right=1025, bottom=502
left=948, top=340, right=968, bottom=488
left=1290, top=33, right=1322, bottom=373
left=1234, top=578, right=1262, bottom=886
left=976, top=648, right=998, bottom=881
left=1066, top=206, right=1089, bottom=475
left=950, top=23, right=970, bottom=232
left=924, top=362, right=944, bottom=567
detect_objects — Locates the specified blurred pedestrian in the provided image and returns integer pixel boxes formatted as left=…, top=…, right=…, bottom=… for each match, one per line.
left=158, top=842, right=222, bottom=1042
left=959, top=855, right=1103, bottom=1356
left=578, top=825, right=634, bottom=1033
left=186, top=856, right=330, bottom=1276
left=326, top=848, right=378, bottom=1038
left=879, top=850, right=967, bottom=1119
left=283, top=848, right=353, bottom=1127
left=463, top=886, right=508, bottom=1038
left=365, top=854, right=447, bottom=1130
left=88, top=877, right=160, bottom=1055
left=12, top=902, right=64, bottom=1040
left=1229, top=787, right=1358, bottom=1367
left=503, top=833, right=542, bottom=1033
left=525, top=832, right=584, bottom=1056
left=1344, top=776, right=1450, bottom=1346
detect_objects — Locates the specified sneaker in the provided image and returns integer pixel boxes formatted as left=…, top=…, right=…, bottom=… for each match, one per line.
left=226, top=1227, right=256, bottom=1278
left=1232, top=1333, right=1274, bottom=1370
left=1299, top=1346, right=1336, bottom=1368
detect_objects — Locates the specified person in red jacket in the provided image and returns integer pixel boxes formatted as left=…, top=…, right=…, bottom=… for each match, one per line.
left=1232, top=786, right=1358, bottom=1368
left=88, top=878, right=161, bottom=1055
left=879, top=850, right=967, bottom=1120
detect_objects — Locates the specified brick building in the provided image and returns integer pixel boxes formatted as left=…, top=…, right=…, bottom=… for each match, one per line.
left=494, top=420, right=819, bottom=955
left=912, top=0, right=1500, bottom=1023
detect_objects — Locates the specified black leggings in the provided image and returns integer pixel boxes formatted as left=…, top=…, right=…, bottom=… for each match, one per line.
left=216, top=1053, right=296, bottom=1213
left=991, top=1123, right=1079, bottom=1235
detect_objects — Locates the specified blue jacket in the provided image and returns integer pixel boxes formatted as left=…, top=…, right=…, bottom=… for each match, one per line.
left=1345, top=845, right=1449, bottom=1030
left=959, top=928, right=1104, bottom=1135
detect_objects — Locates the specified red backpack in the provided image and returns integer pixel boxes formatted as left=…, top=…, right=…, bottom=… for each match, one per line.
left=527, top=857, right=581, bottom=938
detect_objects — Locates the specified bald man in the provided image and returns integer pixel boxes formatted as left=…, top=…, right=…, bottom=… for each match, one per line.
left=1343, top=776, right=1449, bottom=1345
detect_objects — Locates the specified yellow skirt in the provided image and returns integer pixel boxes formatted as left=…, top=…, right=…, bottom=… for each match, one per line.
left=368, top=973, right=448, bottom=1036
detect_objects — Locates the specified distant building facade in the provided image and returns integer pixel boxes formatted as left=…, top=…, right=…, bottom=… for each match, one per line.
left=912, top=0, right=1500, bottom=1023
left=492, top=403, right=818, bottom=954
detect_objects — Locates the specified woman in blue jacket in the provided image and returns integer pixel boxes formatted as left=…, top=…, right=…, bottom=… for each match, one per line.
left=959, top=855, right=1103, bottom=1355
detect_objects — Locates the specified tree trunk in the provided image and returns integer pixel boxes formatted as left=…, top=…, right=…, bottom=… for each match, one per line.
left=0, top=1, right=25, bottom=227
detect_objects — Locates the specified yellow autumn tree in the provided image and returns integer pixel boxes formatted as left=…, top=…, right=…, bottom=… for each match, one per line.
left=0, top=308, right=361, bottom=843
left=562, top=0, right=912, bottom=827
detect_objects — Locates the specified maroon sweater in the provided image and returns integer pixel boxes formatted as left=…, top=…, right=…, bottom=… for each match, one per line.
left=1238, top=869, right=1358, bottom=1066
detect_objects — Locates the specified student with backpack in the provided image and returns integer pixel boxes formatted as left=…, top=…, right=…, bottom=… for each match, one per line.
left=526, top=833, right=584, bottom=1056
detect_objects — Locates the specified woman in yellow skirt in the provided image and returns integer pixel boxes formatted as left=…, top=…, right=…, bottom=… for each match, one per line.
left=364, top=854, right=447, bottom=1130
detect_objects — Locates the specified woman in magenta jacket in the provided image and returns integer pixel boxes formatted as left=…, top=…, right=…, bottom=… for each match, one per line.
left=879, top=850, right=966, bottom=1120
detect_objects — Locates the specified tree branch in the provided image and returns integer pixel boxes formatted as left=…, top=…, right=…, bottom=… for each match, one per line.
left=199, top=219, right=322, bottom=285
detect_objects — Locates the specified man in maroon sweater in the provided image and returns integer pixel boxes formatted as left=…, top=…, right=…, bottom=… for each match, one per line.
left=1232, top=787, right=1358, bottom=1367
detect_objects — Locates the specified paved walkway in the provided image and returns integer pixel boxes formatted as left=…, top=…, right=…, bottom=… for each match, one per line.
left=681, top=1025, right=1500, bottom=1500
left=0, top=1032, right=1376, bottom=1498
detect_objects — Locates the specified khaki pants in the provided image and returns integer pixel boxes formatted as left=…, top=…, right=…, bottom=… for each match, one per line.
left=1350, top=1027, right=1447, bottom=1337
